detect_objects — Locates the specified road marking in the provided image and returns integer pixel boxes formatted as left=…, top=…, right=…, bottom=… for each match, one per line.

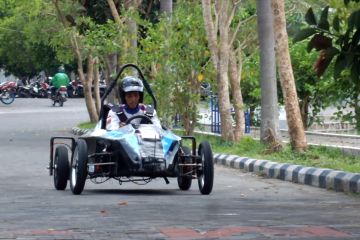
left=159, top=226, right=351, bottom=238
left=3, top=226, right=353, bottom=239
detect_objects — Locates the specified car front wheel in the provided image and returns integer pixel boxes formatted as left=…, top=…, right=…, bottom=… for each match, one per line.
left=177, top=146, right=192, bottom=191
left=197, top=141, right=214, bottom=195
left=53, top=146, right=69, bottom=190
left=70, top=139, right=88, bottom=195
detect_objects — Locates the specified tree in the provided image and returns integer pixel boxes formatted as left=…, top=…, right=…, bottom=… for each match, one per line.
left=271, top=0, right=308, bottom=151
left=52, top=0, right=125, bottom=122
left=202, top=0, right=246, bottom=141
left=256, top=0, right=281, bottom=145
left=139, top=1, right=210, bottom=134
left=289, top=40, right=334, bottom=129
left=293, top=0, right=360, bottom=131
left=0, top=0, right=61, bottom=79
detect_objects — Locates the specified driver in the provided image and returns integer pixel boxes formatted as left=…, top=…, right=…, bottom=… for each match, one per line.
left=106, top=76, right=161, bottom=130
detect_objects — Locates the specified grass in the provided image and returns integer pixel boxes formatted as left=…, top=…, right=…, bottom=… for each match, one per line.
left=77, top=122, right=97, bottom=129
left=181, top=131, right=360, bottom=173
left=77, top=122, right=360, bottom=173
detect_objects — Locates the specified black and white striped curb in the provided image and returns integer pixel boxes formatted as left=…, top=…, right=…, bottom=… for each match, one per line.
left=71, top=128, right=360, bottom=193
left=71, top=127, right=91, bottom=136
left=214, top=153, right=360, bottom=193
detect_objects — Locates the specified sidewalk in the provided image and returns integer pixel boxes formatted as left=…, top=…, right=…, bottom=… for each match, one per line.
left=250, top=128, right=360, bottom=156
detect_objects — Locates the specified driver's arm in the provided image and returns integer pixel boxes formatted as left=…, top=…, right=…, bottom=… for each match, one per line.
left=106, top=110, right=121, bottom=130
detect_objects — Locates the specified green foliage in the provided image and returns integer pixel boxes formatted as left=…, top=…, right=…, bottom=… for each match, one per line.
left=241, top=53, right=261, bottom=109
left=294, top=1, right=360, bottom=130
left=290, top=40, right=330, bottom=127
left=305, top=7, right=317, bottom=25
left=293, top=28, right=317, bottom=42
left=81, top=18, right=123, bottom=57
left=0, top=0, right=61, bottom=77
left=138, top=1, right=212, bottom=132
left=80, top=0, right=114, bottom=24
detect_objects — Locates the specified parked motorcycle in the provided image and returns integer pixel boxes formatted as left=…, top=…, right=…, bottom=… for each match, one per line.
left=66, top=80, right=106, bottom=98
left=0, top=81, right=17, bottom=105
left=67, top=80, right=83, bottom=98
left=48, top=86, right=67, bottom=107
left=17, top=82, right=32, bottom=98
left=35, top=81, right=49, bottom=98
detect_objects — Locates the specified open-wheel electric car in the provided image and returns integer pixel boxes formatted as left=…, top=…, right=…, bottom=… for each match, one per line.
left=49, top=63, right=214, bottom=195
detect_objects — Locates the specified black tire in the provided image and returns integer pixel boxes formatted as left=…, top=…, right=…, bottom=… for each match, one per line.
left=177, top=146, right=192, bottom=191
left=38, top=89, right=48, bottom=98
left=77, top=88, right=84, bottom=98
left=70, top=139, right=88, bottom=195
left=54, top=146, right=70, bottom=190
left=197, top=141, right=214, bottom=195
left=59, top=100, right=64, bottom=107
left=17, top=89, right=30, bottom=98
left=67, top=88, right=74, bottom=98
left=0, top=92, right=15, bottom=105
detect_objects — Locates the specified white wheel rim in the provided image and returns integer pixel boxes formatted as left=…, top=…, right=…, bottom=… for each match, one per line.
left=199, top=151, right=205, bottom=187
left=71, top=148, right=79, bottom=187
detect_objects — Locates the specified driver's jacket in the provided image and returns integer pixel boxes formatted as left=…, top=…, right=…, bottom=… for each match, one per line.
left=106, top=104, right=161, bottom=130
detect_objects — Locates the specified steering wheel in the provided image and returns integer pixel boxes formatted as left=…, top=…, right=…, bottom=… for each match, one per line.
left=125, top=115, right=153, bottom=125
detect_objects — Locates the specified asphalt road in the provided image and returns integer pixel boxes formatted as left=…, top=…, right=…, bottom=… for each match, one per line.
left=0, top=98, right=360, bottom=239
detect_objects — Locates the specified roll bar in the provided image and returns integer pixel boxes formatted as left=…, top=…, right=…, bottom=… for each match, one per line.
left=100, top=63, right=157, bottom=121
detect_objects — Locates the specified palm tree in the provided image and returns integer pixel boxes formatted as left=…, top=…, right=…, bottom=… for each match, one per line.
left=256, top=0, right=281, bottom=145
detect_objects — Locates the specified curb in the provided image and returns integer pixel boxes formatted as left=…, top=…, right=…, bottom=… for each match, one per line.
left=71, top=127, right=360, bottom=194
left=214, top=153, right=360, bottom=194
left=71, top=127, right=90, bottom=136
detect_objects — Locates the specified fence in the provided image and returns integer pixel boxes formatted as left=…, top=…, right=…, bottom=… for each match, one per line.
left=210, top=95, right=251, bottom=134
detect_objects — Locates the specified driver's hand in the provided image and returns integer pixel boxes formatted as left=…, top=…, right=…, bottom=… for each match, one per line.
left=119, top=122, right=126, bottom=128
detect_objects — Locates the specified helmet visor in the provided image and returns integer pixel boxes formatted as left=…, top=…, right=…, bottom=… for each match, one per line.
left=123, top=85, right=143, bottom=93
left=122, top=79, right=143, bottom=92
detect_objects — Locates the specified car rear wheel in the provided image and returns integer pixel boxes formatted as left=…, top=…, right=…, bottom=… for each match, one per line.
left=177, top=146, right=192, bottom=191
left=197, top=141, right=214, bottom=195
left=70, top=139, right=88, bottom=195
left=54, top=146, right=69, bottom=190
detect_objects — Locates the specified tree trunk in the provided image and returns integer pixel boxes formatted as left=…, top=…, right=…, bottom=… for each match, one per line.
left=124, top=0, right=141, bottom=67
left=202, top=0, right=234, bottom=141
left=271, top=0, right=307, bottom=151
left=104, top=54, right=118, bottom=103
left=229, top=50, right=245, bottom=141
left=353, top=92, right=360, bottom=132
left=93, top=57, right=101, bottom=116
left=218, top=14, right=234, bottom=141
left=106, top=0, right=122, bottom=26
left=83, top=55, right=98, bottom=122
left=300, top=96, right=309, bottom=130
left=201, top=0, right=218, bottom=67
left=160, top=0, right=173, bottom=15
left=256, top=0, right=282, bottom=144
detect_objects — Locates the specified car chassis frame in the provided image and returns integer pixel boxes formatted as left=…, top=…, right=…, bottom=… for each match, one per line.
left=49, top=63, right=214, bottom=195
